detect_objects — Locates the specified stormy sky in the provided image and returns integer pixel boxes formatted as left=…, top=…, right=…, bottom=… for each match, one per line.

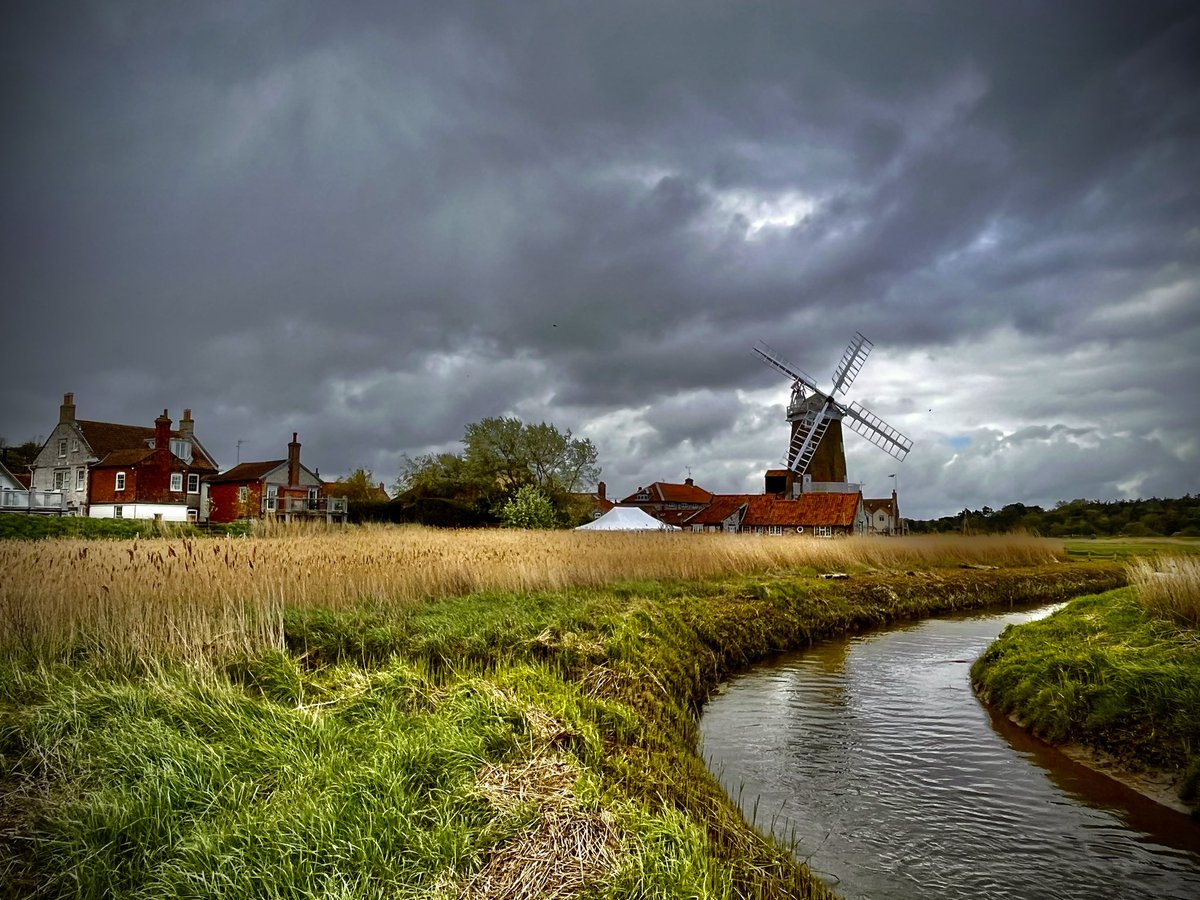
left=2, top=1, right=1198, bottom=519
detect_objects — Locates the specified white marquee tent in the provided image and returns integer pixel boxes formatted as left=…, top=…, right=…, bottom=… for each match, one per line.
left=575, top=506, right=681, bottom=531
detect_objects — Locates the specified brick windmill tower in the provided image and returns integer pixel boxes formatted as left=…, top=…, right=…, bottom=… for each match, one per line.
left=754, top=332, right=913, bottom=496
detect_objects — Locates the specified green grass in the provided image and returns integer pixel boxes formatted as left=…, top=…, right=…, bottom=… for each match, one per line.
left=2, top=563, right=1126, bottom=898
left=0, top=512, right=250, bottom=541
left=1064, top=536, right=1200, bottom=560
left=972, top=585, right=1200, bottom=812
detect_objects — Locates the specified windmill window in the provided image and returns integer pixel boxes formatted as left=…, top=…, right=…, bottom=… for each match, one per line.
left=115, top=472, right=126, bottom=491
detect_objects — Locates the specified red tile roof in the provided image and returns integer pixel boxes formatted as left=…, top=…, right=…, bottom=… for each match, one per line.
left=92, top=449, right=155, bottom=468
left=683, top=495, right=752, bottom=526
left=77, top=420, right=219, bottom=472
left=620, top=481, right=714, bottom=505
left=206, top=460, right=287, bottom=484
left=742, top=493, right=861, bottom=528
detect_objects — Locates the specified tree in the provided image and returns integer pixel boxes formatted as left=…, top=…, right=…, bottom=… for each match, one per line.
left=394, top=417, right=602, bottom=527
left=0, top=436, right=42, bottom=471
left=463, top=417, right=600, bottom=496
left=336, top=467, right=386, bottom=502
left=498, top=485, right=559, bottom=529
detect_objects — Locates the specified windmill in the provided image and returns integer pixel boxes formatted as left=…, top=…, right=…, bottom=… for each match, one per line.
left=754, top=332, right=912, bottom=493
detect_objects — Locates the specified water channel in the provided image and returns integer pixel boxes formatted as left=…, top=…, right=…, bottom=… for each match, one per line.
left=699, top=604, right=1200, bottom=899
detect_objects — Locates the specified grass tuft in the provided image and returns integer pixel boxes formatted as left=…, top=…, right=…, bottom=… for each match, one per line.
left=1129, top=555, right=1200, bottom=628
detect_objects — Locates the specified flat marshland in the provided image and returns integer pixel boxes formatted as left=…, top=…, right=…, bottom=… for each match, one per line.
left=1, top=528, right=1126, bottom=898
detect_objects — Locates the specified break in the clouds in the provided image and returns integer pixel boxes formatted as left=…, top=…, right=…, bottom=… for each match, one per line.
left=2, top=1, right=1198, bottom=518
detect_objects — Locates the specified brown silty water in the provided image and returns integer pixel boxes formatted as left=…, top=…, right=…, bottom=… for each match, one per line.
left=699, top=605, right=1200, bottom=900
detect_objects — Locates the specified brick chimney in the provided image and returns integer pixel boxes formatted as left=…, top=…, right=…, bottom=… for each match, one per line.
left=685, top=477, right=694, bottom=487
left=154, top=410, right=171, bottom=451
left=597, top=481, right=606, bottom=500
left=287, top=433, right=301, bottom=486
left=59, top=392, right=76, bottom=424
left=179, top=408, right=194, bottom=439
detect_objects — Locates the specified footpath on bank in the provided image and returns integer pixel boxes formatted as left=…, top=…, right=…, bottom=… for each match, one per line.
left=2, top=561, right=1125, bottom=899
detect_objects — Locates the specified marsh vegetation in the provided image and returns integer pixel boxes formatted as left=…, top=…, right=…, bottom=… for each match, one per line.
left=1, top=527, right=1121, bottom=898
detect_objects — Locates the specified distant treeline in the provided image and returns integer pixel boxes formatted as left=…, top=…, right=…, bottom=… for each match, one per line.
left=908, top=495, right=1200, bottom=537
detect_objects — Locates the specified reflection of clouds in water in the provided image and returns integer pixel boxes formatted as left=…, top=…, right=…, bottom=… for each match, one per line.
left=700, top=605, right=1200, bottom=900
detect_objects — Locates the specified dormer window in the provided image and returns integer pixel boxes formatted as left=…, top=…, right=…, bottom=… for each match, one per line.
left=170, top=438, right=192, bottom=462
left=636, top=491, right=649, bottom=501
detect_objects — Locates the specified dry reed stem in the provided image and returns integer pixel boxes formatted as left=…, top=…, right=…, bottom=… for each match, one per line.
left=1, top=527, right=1062, bottom=664
left=1129, top=556, right=1200, bottom=628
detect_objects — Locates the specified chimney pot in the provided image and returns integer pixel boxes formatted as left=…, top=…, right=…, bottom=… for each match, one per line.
left=154, top=410, right=172, bottom=451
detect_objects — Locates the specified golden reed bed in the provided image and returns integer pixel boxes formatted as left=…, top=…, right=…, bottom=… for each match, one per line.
left=0, top=525, right=1062, bottom=665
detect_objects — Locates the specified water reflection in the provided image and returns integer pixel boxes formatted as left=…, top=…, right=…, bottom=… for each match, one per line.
left=700, top=605, right=1200, bottom=900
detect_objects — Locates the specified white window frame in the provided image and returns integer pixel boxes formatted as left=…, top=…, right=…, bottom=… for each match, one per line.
left=308, top=487, right=319, bottom=510
left=238, top=485, right=249, bottom=503
left=54, top=469, right=68, bottom=489
left=115, top=472, right=126, bottom=491
left=170, top=472, right=184, bottom=492
left=75, top=468, right=85, bottom=491
left=58, top=439, right=67, bottom=458
left=113, top=505, right=123, bottom=518
left=265, top=485, right=277, bottom=511
left=815, top=525, right=833, bottom=538
left=187, top=473, right=199, bottom=493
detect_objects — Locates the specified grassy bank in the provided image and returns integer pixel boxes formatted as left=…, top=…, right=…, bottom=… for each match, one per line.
left=972, top=560, right=1200, bottom=815
left=1, top=532, right=1123, bottom=898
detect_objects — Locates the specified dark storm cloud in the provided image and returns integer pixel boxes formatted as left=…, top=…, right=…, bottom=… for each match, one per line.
left=2, top=1, right=1198, bottom=515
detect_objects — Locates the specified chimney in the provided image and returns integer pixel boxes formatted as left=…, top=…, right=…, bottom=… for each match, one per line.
left=685, top=477, right=694, bottom=487
left=288, top=433, right=301, bottom=486
left=179, top=408, right=194, bottom=439
left=60, top=392, right=76, bottom=424
left=154, top=410, right=171, bottom=451
left=597, top=481, right=606, bottom=500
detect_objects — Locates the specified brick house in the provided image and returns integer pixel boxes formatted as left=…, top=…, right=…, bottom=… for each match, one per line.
left=618, top=478, right=714, bottom=528
left=87, top=410, right=202, bottom=521
left=684, top=492, right=867, bottom=537
left=29, top=393, right=218, bottom=517
left=204, top=433, right=348, bottom=524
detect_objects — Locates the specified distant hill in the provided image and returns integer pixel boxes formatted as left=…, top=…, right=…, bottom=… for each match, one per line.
left=907, top=495, right=1200, bottom=537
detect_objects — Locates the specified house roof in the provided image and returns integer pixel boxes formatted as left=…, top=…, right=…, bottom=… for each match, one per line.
left=742, top=493, right=862, bottom=528
left=326, top=479, right=391, bottom=501
left=92, top=448, right=155, bottom=468
left=864, top=498, right=896, bottom=514
left=206, top=460, right=287, bottom=484
left=0, top=459, right=28, bottom=491
left=620, top=480, right=714, bottom=505
left=76, top=420, right=219, bottom=472
left=683, top=495, right=753, bottom=527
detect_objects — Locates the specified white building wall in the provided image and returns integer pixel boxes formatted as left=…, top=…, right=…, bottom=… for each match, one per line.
left=89, top=503, right=190, bottom=522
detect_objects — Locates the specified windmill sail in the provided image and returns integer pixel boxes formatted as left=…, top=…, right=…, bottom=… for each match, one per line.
left=830, top=332, right=873, bottom=395
left=841, top=401, right=913, bottom=460
left=786, top=404, right=832, bottom=474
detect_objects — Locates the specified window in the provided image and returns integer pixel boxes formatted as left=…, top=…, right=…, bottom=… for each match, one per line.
left=58, top=439, right=67, bottom=458
left=170, top=472, right=183, bottom=492
left=75, top=469, right=85, bottom=491
left=187, top=474, right=199, bottom=493
left=113, top=505, right=123, bottom=518
left=238, top=486, right=249, bottom=502
left=170, top=438, right=192, bottom=462
left=308, top=487, right=319, bottom=510
left=814, top=525, right=833, bottom=538
left=265, top=485, right=277, bottom=511
left=72, top=439, right=80, bottom=453
left=768, top=525, right=783, bottom=536
left=54, top=469, right=68, bottom=489
left=115, top=472, right=126, bottom=491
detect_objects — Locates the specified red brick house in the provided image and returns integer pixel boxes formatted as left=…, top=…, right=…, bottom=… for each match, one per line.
left=29, top=393, right=218, bottom=516
left=618, top=478, right=714, bottom=528
left=204, top=433, right=348, bottom=524
left=685, top=492, right=866, bottom=537
left=88, top=410, right=212, bottom=522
